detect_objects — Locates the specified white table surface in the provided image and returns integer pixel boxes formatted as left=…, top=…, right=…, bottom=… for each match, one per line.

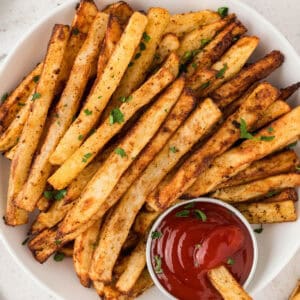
left=0, top=0, right=300, bottom=299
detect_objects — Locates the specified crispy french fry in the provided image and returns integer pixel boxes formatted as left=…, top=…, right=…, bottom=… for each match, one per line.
left=177, top=15, right=235, bottom=58
left=89, top=98, right=221, bottom=282
left=15, top=13, right=110, bottom=212
left=164, top=10, right=221, bottom=37
left=93, top=280, right=105, bottom=297
left=48, top=53, right=179, bottom=189
left=50, top=12, right=148, bottom=165
left=280, top=82, right=300, bottom=100
left=208, top=265, right=252, bottom=300
left=130, top=269, right=153, bottom=297
left=133, top=211, right=160, bottom=235
left=36, top=195, right=51, bottom=212
left=3, top=144, right=17, bottom=160
left=186, top=21, right=246, bottom=76
left=215, top=150, right=299, bottom=190
left=263, top=188, right=298, bottom=203
left=103, top=8, right=170, bottom=119
left=289, top=280, right=300, bottom=300
left=186, top=68, right=217, bottom=91
left=185, top=106, right=300, bottom=198
left=200, top=36, right=260, bottom=96
left=122, top=231, right=139, bottom=252
left=73, top=218, right=101, bottom=287
left=214, top=50, right=284, bottom=109
left=5, top=25, right=70, bottom=226
left=0, top=64, right=43, bottom=133
left=212, top=173, right=300, bottom=202
left=150, top=82, right=278, bottom=209
left=235, top=200, right=297, bottom=223
left=56, top=77, right=181, bottom=239
left=59, top=245, right=74, bottom=257
left=103, top=285, right=130, bottom=300
left=103, top=1, right=134, bottom=27
left=116, top=240, right=146, bottom=293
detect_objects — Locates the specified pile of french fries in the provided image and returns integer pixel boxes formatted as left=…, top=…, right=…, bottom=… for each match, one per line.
left=1, top=1, right=300, bottom=299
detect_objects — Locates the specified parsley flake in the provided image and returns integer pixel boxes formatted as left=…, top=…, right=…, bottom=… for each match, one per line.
left=1, top=93, right=8, bottom=102
left=84, top=109, right=92, bottom=115
left=55, top=239, right=62, bottom=245
left=119, top=95, right=132, bottom=103
left=217, top=7, right=229, bottom=18
left=78, top=134, right=84, bottom=140
left=115, top=147, right=126, bottom=158
left=22, top=237, right=30, bottom=245
left=268, top=127, right=274, bottom=133
left=254, top=224, right=263, bottom=234
left=135, top=52, right=141, bottom=60
left=109, top=108, right=124, bottom=125
left=191, top=62, right=198, bottom=69
left=32, top=92, right=41, bottom=101
left=140, top=42, right=146, bottom=51
left=201, top=38, right=211, bottom=47
left=72, top=27, right=80, bottom=35
left=43, top=189, right=67, bottom=201
left=175, top=210, right=190, bottom=217
left=53, top=252, right=65, bottom=262
left=200, top=81, right=210, bottom=90
left=194, top=209, right=207, bottom=221
left=169, top=146, right=178, bottom=153
left=82, top=152, right=92, bottom=163
left=184, top=202, right=195, bottom=209
left=154, top=255, right=163, bottom=274
left=216, top=64, right=228, bottom=78
left=151, top=231, right=162, bottom=239
left=227, top=257, right=235, bottom=265
left=33, top=75, right=40, bottom=83
left=143, top=32, right=151, bottom=42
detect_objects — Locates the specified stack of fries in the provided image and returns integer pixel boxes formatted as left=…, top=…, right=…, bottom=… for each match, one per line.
left=1, top=1, right=300, bottom=298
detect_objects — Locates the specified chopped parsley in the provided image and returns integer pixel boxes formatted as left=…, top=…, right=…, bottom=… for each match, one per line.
left=154, top=255, right=163, bottom=274
left=184, top=202, right=195, bottom=209
left=33, top=75, right=40, bottom=83
left=115, top=147, right=126, bottom=158
left=266, top=190, right=279, bottom=198
left=254, top=224, right=263, bottom=234
left=84, top=108, right=92, bottom=115
left=31, top=92, right=41, bottom=101
left=72, top=27, right=80, bottom=35
left=53, top=252, right=65, bottom=262
left=217, top=7, right=229, bottom=18
left=287, top=141, right=297, bottom=148
left=191, top=62, right=198, bottom=69
left=134, top=52, right=141, bottom=60
left=216, top=64, right=228, bottom=79
left=260, top=135, right=275, bottom=141
left=22, top=237, right=30, bottom=245
left=227, top=257, right=235, bottom=265
left=268, top=127, right=274, bottom=133
left=140, top=42, right=146, bottom=51
left=78, top=134, right=84, bottom=140
left=82, top=152, right=92, bottom=163
left=109, top=108, right=124, bottom=125
left=169, top=146, right=178, bottom=153
left=201, top=38, right=211, bottom=47
left=151, top=231, right=162, bottom=239
left=119, top=95, right=133, bottom=103
left=17, top=102, right=26, bottom=106
left=55, top=239, right=62, bottom=245
left=143, top=32, right=151, bottom=42
left=200, top=81, right=210, bottom=90
left=1, top=93, right=8, bottom=102
left=183, top=51, right=192, bottom=61
left=98, top=96, right=102, bottom=99
left=43, top=189, right=67, bottom=201
left=128, top=62, right=134, bottom=67
left=194, top=209, right=207, bottom=222
left=175, top=209, right=190, bottom=217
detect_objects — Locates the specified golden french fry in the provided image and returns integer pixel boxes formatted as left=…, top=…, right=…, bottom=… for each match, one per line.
left=6, top=25, right=70, bottom=226
left=59, top=246, right=74, bottom=257
left=133, top=211, right=160, bottom=235
left=89, top=98, right=221, bottom=282
left=48, top=53, right=179, bottom=189
left=186, top=106, right=300, bottom=197
left=263, top=188, right=298, bottom=203
left=130, top=269, right=153, bottom=297
left=280, top=82, right=300, bottom=100
left=151, top=82, right=278, bottom=209
left=164, top=10, right=221, bottom=37
left=212, top=173, right=300, bottom=202
left=215, top=150, right=299, bottom=190
left=208, top=265, right=252, bottom=300
left=289, top=280, right=300, bottom=300
left=103, top=1, right=134, bottom=27
left=3, top=144, right=17, bottom=160
left=235, top=200, right=297, bottom=223
left=50, top=12, right=148, bottom=165
left=36, top=195, right=51, bottom=212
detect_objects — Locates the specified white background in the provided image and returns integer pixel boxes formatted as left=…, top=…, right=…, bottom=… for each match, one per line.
left=0, top=0, right=300, bottom=299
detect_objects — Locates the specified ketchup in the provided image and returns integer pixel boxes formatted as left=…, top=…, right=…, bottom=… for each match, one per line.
left=150, top=202, right=253, bottom=300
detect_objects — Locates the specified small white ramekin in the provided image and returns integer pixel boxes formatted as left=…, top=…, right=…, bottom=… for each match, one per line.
left=146, top=197, right=258, bottom=300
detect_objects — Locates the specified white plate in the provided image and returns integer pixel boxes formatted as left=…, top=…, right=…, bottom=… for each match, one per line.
left=0, top=0, right=299, bottom=299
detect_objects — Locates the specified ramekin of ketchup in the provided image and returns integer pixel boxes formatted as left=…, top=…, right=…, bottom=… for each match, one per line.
left=146, top=198, right=258, bottom=300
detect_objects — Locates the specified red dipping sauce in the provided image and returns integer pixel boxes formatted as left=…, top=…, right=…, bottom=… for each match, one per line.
left=150, top=201, right=254, bottom=300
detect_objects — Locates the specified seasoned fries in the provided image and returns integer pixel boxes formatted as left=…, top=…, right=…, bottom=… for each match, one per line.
left=1, top=2, right=300, bottom=299
left=289, top=280, right=300, bottom=300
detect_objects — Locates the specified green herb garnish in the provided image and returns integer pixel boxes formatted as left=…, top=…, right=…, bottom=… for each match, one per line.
left=140, top=42, right=146, bottom=51
left=82, top=152, right=92, bottom=163
left=72, top=27, right=80, bottom=35
left=33, top=75, right=40, bottom=83
left=31, top=92, right=41, bottom=101
left=43, top=189, right=67, bottom=201
left=22, top=237, right=30, bottom=245
left=119, top=95, right=133, bottom=103
left=200, top=81, right=210, bottom=90
left=84, top=109, right=92, bottom=116
left=266, top=190, right=279, bottom=198
left=115, top=147, right=126, bottom=158
left=175, top=210, right=190, bottom=217
left=135, top=53, right=141, bottom=60
left=191, top=62, right=198, bottom=69
left=227, top=257, right=235, bottom=265
left=216, top=64, right=228, bottom=78
left=194, top=209, right=207, bottom=221
left=151, top=231, right=162, bottom=239
left=1, top=93, right=8, bottom=102
left=201, top=38, right=211, bottom=47
left=154, top=255, right=163, bottom=274
left=78, top=134, right=84, bottom=140
left=109, top=108, right=124, bottom=125
left=55, top=239, right=62, bottom=245
left=169, top=146, right=178, bottom=153
left=217, top=7, right=229, bottom=18
left=287, top=141, right=297, bottom=148
left=254, top=224, right=263, bottom=234
left=184, top=202, right=195, bottom=209
left=143, top=32, right=151, bottom=42
left=268, top=127, right=274, bottom=133
left=53, top=252, right=65, bottom=262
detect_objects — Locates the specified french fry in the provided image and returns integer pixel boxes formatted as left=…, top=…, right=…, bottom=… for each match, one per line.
left=208, top=265, right=252, bottom=300
left=36, top=195, right=51, bottom=212
left=0, top=64, right=43, bottom=133
left=186, top=68, right=217, bottom=91
left=122, top=231, right=139, bottom=252
left=186, top=21, right=247, bottom=76
left=59, top=245, right=74, bottom=257
left=212, top=173, right=300, bottom=202
left=130, top=269, right=153, bottom=297
left=200, top=36, right=260, bottom=96
left=48, top=53, right=179, bottom=189
left=289, top=280, right=300, bottom=300
left=50, top=12, right=148, bottom=165
left=185, top=106, right=300, bottom=197
left=89, top=98, right=221, bottom=282
left=133, top=211, right=160, bottom=235
left=102, top=8, right=170, bottom=119
left=177, top=15, right=235, bottom=58
left=116, top=240, right=146, bottom=293
left=280, top=82, right=300, bottom=100
left=103, top=285, right=130, bottom=300
left=150, top=82, right=278, bottom=209
left=103, top=1, right=134, bottom=27
left=93, top=280, right=105, bottom=297
left=263, top=188, right=298, bottom=203
left=215, top=150, right=299, bottom=190
left=3, top=144, right=17, bottom=160
left=15, top=13, right=110, bottom=212
left=235, top=200, right=297, bottom=223
left=56, top=77, right=181, bottom=239
left=73, top=218, right=102, bottom=287
left=5, top=25, right=70, bottom=226
left=213, top=50, right=284, bottom=109
left=164, top=10, right=221, bottom=37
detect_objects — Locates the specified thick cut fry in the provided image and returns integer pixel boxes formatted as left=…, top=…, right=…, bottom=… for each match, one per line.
left=116, top=241, right=146, bottom=293
left=280, top=82, right=300, bottom=101
left=48, top=53, right=179, bottom=189
left=89, top=98, right=221, bottom=282
left=73, top=218, right=101, bottom=287
left=59, top=246, right=74, bottom=257
left=200, top=36, right=260, bottom=96
left=208, top=265, right=252, bottom=300
left=186, top=68, right=217, bottom=91
left=103, top=1, right=134, bottom=27
left=15, top=13, right=110, bottom=212
left=130, top=269, right=153, bottom=297
left=212, top=173, right=300, bottom=202
left=177, top=15, right=234, bottom=58
left=214, top=50, right=284, bottom=109
left=150, top=82, right=278, bottom=209
left=263, top=188, right=298, bottom=203
left=0, top=64, right=42, bottom=133
left=133, top=211, right=160, bottom=235
left=215, top=150, right=299, bottom=190
left=0, top=92, right=32, bottom=151
left=56, top=80, right=181, bottom=239
left=289, top=280, right=300, bottom=300
left=36, top=195, right=51, bottom=212
left=6, top=25, right=70, bottom=226
left=236, top=200, right=297, bottom=223
left=186, top=21, right=247, bottom=76
left=93, top=280, right=105, bottom=297
left=3, top=144, right=17, bottom=160
left=50, top=12, right=148, bottom=165
left=103, top=8, right=170, bottom=119
left=164, top=10, right=220, bottom=37
left=186, top=106, right=300, bottom=197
